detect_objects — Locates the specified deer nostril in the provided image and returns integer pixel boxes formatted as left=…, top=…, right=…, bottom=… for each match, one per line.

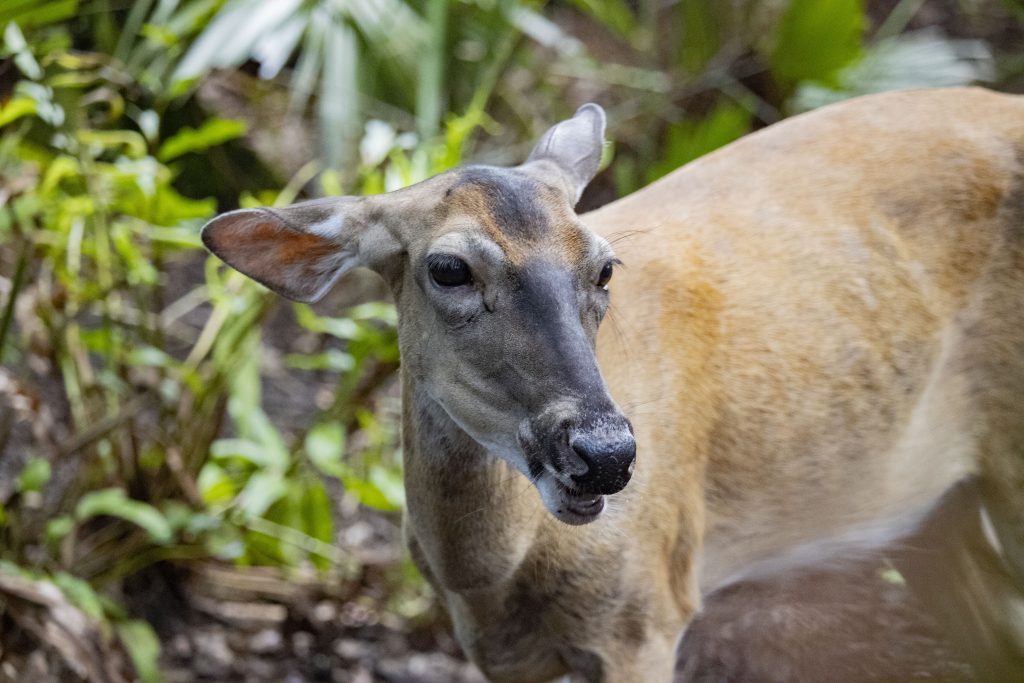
left=568, top=431, right=636, bottom=495
left=571, top=441, right=595, bottom=468
left=561, top=446, right=590, bottom=476
left=551, top=419, right=589, bottom=476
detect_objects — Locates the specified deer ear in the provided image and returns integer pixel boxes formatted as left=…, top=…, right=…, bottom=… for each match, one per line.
left=201, top=197, right=394, bottom=303
left=525, top=103, right=606, bottom=204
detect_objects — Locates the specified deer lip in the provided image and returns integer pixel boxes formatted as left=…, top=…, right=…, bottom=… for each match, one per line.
left=554, top=480, right=605, bottom=522
left=528, top=451, right=608, bottom=524
left=565, top=492, right=604, bottom=515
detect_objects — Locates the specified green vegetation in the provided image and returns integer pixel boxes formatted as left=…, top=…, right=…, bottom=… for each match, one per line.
left=0, top=0, right=1020, bottom=679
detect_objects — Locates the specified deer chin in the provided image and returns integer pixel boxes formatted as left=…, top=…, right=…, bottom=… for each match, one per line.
left=536, top=472, right=607, bottom=525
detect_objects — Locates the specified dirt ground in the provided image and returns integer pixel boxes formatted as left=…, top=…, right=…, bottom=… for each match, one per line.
left=154, top=564, right=484, bottom=683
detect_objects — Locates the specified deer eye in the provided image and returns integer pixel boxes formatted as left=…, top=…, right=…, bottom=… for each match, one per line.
left=596, top=261, right=615, bottom=289
left=428, top=254, right=472, bottom=287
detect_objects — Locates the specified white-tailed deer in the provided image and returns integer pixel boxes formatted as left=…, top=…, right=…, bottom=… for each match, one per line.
left=201, top=87, right=1024, bottom=681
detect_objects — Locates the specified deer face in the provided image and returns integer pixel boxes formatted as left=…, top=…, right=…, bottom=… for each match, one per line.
left=201, top=105, right=635, bottom=525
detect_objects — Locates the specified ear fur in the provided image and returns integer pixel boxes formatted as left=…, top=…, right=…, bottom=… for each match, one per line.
left=201, top=197, right=366, bottom=303
left=525, top=103, right=606, bottom=204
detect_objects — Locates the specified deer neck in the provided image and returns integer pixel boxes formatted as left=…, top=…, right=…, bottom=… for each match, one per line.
left=401, top=375, right=546, bottom=592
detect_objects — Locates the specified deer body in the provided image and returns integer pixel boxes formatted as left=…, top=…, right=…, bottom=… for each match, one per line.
left=202, top=88, right=1024, bottom=681
left=593, top=87, right=1020, bottom=589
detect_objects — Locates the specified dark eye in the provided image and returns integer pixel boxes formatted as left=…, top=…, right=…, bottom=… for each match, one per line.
left=428, top=254, right=472, bottom=287
left=596, top=261, right=614, bottom=289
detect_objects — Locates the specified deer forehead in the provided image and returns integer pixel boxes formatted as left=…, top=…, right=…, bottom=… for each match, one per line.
left=434, top=166, right=596, bottom=267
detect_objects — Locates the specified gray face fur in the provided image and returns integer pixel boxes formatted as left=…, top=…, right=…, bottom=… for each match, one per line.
left=201, top=104, right=636, bottom=524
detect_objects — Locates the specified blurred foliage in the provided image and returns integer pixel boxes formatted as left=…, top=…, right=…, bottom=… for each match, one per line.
left=0, top=10, right=405, bottom=677
left=0, top=0, right=1021, bottom=679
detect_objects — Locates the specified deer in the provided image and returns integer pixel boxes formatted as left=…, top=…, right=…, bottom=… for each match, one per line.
left=200, top=87, right=1024, bottom=682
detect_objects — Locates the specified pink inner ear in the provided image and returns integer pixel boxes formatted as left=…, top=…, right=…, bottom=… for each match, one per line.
left=203, top=210, right=349, bottom=303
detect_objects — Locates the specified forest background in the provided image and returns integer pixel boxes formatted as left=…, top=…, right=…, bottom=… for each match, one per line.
left=1, top=0, right=1022, bottom=680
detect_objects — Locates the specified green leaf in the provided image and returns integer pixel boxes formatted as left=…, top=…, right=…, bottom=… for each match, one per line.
left=2, top=17, right=28, bottom=51
left=646, top=102, right=752, bottom=183
left=116, top=619, right=162, bottom=683
left=299, top=479, right=334, bottom=570
left=46, top=516, right=73, bottom=543
left=678, top=0, right=721, bottom=74
left=341, top=463, right=404, bottom=512
left=159, top=501, right=194, bottom=534
left=305, top=423, right=346, bottom=479
left=17, top=457, right=51, bottom=492
left=789, top=29, right=994, bottom=113
left=0, top=560, right=34, bottom=580
left=771, top=0, right=864, bottom=86
left=173, top=0, right=304, bottom=82
left=145, top=224, right=204, bottom=248
left=344, top=476, right=398, bottom=512
left=569, top=0, right=635, bottom=38
left=76, top=129, right=148, bottom=158
left=318, top=18, right=358, bottom=168
left=0, top=97, right=37, bottom=127
left=235, top=471, right=288, bottom=519
left=225, top=407, right=289, bottom=471
left=198, top=462, right=237, bottom=506
left=346, top=302, right=398, bottom=325
left=285, top=349, right=355, bottom=372
left=112, top=226, right=159, bottom=285
left=3, top=23, right=41, bottom=80
left=370, top=464, right=405, bottom=509
left=149, top=187, right=216, bottom=226
left=157, top=118, right=247, bottom=162
left=294, top=304, right=359, bottom=338
left=0, top=0, right=78, bottom=30
left=211, top=438, right=283, bottom=470
left=52, top=572, right=105, bottom=621
left=38, top=156, right=77, bottom=195
left=140, top=22, right=178, bottom=48
left=135, top=109, right=160, bottom=143
left=204, top=525, right=245, bottom=560
left=127, top=345, right=179, bottom=370
left=293, top=303, right=397, bottom=351
left=76, top=488, right=173, bottom=544
left=183, top=512, right=222, bottom=535
left=242, top=525, right=289, bottom=566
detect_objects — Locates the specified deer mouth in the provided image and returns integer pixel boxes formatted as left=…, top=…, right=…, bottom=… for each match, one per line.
left=533, top=469, right=606, bottom=525
left=556, top=481, right=606, bottom=523
left=518, top=408, right=631, bottom=525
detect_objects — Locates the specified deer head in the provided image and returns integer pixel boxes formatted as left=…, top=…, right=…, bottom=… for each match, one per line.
left=201, top=105, right=635, bottom=525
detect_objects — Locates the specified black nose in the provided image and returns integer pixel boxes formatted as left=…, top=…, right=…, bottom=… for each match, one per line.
left=568, top=427, right=636, bottom=495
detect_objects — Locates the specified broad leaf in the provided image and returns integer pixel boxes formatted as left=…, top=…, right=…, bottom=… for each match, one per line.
left=771, top=0, right=864, bottom=86
left=76, top=488, right=173, bottom=544
left=791, top=29, right=994, bottom=112
left=116, top=619, right=162, bottom=683
left=158, top=118, right=247, bottom=162
left=305, top=422, right=347, bottom=479
left=17, top=457, right=51, bottom=493
left=646, top=102, right=752, bottom=183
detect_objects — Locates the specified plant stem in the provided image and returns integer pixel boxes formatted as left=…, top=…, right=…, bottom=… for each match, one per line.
left=416, top=0, right=448, bottom=141
left=0, top=236, right=28, bottom=361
